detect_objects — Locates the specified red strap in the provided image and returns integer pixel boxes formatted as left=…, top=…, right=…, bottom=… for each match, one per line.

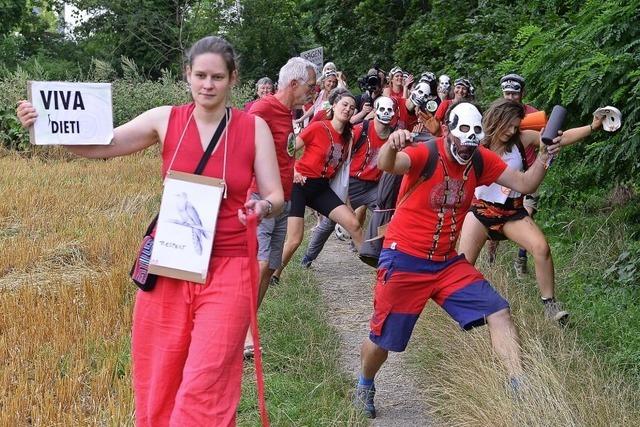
left=246, top=214, right=270, bottom=427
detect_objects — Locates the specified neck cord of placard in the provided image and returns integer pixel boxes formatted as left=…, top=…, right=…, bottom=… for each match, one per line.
left=165, top=107, right=230, bottom=199
left=426, top=156, right=474, bottom=260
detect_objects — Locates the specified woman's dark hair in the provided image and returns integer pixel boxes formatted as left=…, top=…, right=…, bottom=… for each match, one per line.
left=482, top=98, right=526, bottom=150
left=185, top=36, right=238, bottom=75
left=325, top=87, right=356, bottom=143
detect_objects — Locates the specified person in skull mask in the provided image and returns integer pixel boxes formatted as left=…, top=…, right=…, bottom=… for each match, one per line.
left=458, top=98, right=604, bottom=323
left=404, top=73, right=440, bottom=134
left=300, top=96, right=397, bottom=267
left=352, top=67, right=386, bottom=124
left=354, top=101, right=559, bottom=419
left=437, top=74, right=452, bottom=102
left=434, top=77, right=471, bottom=124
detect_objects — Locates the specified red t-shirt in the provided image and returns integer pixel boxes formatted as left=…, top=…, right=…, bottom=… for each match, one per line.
left=383, top=138, right=507, bottom=259
left=349, top=121, right=386, bottom=182
left=434, top=99, right=453, bottom=122
left=296, top=120, right=347, bottom=179
left=396, top=100, right=418, bottom=131
left=248, top=95, right=295, bottom=200
left=162, top=104, right=255, bottom=257
left=311, top=109, right=328, bottom=123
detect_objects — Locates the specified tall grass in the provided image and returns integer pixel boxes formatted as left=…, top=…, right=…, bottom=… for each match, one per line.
left=0, top=151, right=361, bottom=425
left=408, top=248, right=640, bottom=426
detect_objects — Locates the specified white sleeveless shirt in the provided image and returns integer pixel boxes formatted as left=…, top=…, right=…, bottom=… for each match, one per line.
left=475, top=146, right=523, bottom=204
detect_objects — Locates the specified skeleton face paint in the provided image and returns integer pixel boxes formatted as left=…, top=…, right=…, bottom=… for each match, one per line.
left=447, top=103, right=485, bottom=164
left=374, top=96, right=395, bottom=125
left=438, top=75, right=451, bottom=93
left=410, top=82, right=432, bottom=109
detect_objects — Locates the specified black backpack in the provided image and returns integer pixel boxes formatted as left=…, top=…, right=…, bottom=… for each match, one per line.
left=358, top=136, right=483, bottom=267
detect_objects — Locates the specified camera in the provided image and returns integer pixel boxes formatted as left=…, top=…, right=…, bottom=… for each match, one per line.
left=358, top=66, right=384, bottom=99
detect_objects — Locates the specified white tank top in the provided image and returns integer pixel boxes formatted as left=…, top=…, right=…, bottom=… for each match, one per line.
left=475, top=146, right=523, bottom=204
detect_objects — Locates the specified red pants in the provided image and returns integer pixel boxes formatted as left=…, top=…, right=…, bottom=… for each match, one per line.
left=132, top=256, right=253, bottom=427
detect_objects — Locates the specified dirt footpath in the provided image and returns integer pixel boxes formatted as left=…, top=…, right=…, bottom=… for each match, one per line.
left=309, top=235, right=435, bottom=426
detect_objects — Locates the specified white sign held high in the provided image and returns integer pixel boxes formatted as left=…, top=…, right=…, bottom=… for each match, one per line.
left=300, top=47, right=324, bottom=73
left=27, top=81, right=114, bottom=145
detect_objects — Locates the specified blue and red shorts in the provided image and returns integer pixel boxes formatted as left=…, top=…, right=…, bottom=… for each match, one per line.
left=369, top=248, right=510, bottom=352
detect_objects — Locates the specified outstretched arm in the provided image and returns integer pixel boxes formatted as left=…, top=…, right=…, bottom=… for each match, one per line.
left=17, top=100, right=170, bottom=159
left=377, top=129, right=412, bottom=175
left=495, top=142, right=550, bottom=194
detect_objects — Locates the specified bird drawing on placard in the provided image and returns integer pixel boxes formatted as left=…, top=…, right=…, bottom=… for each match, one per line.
left=170, top=192, right=211, bottom=255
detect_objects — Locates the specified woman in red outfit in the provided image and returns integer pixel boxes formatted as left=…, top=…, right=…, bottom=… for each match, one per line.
left=272, top=89, right=364, bottom=282
left=17, top=36, right=283, bottom=427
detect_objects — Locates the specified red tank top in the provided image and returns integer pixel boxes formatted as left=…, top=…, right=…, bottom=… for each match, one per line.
left=162, top=103, right=255, bottom=257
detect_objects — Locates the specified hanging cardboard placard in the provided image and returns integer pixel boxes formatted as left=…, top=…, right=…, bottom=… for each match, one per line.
left=148, top=171, right=225, bottom=283
left=27, top=81, right=113, bottom=145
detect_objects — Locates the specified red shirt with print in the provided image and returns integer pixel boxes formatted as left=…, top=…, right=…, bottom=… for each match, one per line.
left=383, top=138, right=507, bottom=259
left=349, top=121, right=386, bottom=182
left=296, top=120, right=347, bottom=179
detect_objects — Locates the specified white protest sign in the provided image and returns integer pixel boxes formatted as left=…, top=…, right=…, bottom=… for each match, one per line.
left=149, top=171, right=225, bottom=284
left=27, top=81, right=113, bottom=145
left=300, top=46, right=324, bottom=73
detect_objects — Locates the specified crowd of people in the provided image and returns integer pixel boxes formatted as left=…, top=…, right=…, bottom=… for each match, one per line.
left=15, top=34, right=608, bottom=425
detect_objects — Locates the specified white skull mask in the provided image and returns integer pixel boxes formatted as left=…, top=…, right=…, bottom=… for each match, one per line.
left=374, top=96, right=395, bottom=124
left=447, top=103, right=485, bottom=164
left=438, top=75, right=451, bottom=93
left=410, top=82, right=431, bottom=108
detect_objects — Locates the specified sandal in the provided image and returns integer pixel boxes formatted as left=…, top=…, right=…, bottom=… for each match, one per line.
left=243, top=344, right=263, bottom=360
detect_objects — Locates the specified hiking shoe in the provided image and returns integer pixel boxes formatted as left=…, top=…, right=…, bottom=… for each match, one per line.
left=354, top=383, right=376, bottom=418
left=301, top=255, right=313, bottom=268
left=487, top=240, right=498, bottom=264
left=269, top=275, right=280, bottom=287
left=514, top=255, right=528, bottom=277
left=507, top=375, right=527, bottom=402
left=543, top=299, right=569, bottom=323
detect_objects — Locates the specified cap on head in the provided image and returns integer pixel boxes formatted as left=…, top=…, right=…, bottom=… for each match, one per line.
left=454, top=78, right=471, bottom=89
left=500, top=73, right=525, bottom=93
left=389, top=66, right=403, bottom=77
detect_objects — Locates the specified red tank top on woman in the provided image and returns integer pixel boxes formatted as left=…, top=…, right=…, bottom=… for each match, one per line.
left=162, top=103, right=255, bottom=257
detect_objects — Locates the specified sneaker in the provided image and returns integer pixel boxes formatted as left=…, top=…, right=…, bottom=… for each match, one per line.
left=269, top=275, right=280, bottom=287
left=301, top=255, right=313, bottom=268
left=507, top=375, right=527, bottom=402
left=514, top=255, right=528, bottom=277
left=348, top=241, right=358, bottom=253
left=354, top=383, right=376, bottom=418
left=543, top=299, right=569, bottom=323
left=334, top=224, right=351, bottom=241
left=487, top=240, right=498, bottom=264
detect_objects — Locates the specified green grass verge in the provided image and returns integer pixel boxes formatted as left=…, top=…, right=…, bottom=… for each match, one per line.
left=238, top=253, right=366, bottom=426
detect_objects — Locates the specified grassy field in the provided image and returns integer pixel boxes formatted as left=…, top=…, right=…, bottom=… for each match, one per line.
left=407, top=242, right=640, bottom=426
left=2, top=148, right=638, bottom=426
left=0, top=151, right=362, bottom=425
